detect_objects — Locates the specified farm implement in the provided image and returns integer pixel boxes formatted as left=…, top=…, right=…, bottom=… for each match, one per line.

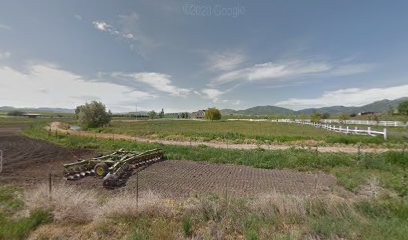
left=63, top=148, right=163, bottom=188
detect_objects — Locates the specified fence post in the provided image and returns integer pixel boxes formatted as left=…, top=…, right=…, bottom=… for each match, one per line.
left=48, top=173, right=52, bottom=200
left=357, top=143, right=361, bottom=162
left=136, top=171, right=139, bottom=209
left=346, top=126, right=349, bottom=134
left=0, top=150, right=3, bottom=174
left=383, top=128, right=387, bottom=141
left=355, top=126, right=358, bottom=134
left=368, top=127, right=371, bottom=135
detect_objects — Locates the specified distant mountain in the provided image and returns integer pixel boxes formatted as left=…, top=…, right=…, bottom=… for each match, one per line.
left=0, top=106, right=74, bottom=113
left=221, top=97, right=408, bottom=116
left=297, top=97, right=407, bottom=115
left=222, top=105, right=294, bottom=116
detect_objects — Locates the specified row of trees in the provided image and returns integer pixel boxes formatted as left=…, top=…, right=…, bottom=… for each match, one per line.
left=74, top=100, right=408, bottom=128
left=74, top=102, right=223, bottom=129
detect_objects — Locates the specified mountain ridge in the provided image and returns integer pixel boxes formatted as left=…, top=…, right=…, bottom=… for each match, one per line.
left=222, top=97, right=408, bottom=116
left=1, top=97, right=407, bottom=115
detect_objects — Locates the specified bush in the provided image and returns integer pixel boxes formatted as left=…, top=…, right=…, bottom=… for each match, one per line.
left=0, top=209, right=50, bottom=240
left=182, top=215, right=193, bottom=237
left=205, top=108, right=221, bottom=120
left=398, top=100, right=408, bottom=115
left=7, top=110, right=25, bottom=116
left=75, top=101, right=112, bottom=129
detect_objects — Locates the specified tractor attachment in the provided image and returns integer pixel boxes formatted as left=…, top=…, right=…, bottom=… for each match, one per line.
left=63, top=148, right=163, bottom=188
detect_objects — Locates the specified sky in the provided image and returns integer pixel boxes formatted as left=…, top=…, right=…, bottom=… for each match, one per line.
left=0, top=0, right=407, bottom=113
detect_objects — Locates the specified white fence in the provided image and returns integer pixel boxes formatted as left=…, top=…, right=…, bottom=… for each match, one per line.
left=228, top=119, right=388, bottom=140
left=320, top=119, right=406, bottom=127
left=228, top=118, right=407, bottom=127
left=293, top=121, right=387, bottom=140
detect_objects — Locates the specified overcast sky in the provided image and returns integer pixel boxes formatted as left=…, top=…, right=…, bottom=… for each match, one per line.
left=1, top=0, right=407, bottom=112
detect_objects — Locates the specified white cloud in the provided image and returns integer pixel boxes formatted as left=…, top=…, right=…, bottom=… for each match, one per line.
left=201, top=88, right=225, bottom=102
left=111, top=72, right=191, bottom=97
left=330, top=64, right=374, bottom=76
left=0, top=51, right=11, bottom=60
left=0, top=64, right=156, bottom=112
left=275, top=84, right=408, bottom=110
left=91, top=13, right=158, bottom=55
left=74, top=14, right=83, bottom=21
left=0, top=24, right=11, bottom=30
left=207, top=51, right=245, bottom=71
left=92, top=21, right=112, bottom=32
left=212, top=60, right=372, bottom=86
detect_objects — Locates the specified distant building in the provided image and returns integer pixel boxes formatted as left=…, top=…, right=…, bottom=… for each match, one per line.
left=22, top=113, right=42, bottom=118
left=357, top=112, right=378, bottom=116
left=191, top=110, right=206, bottom=119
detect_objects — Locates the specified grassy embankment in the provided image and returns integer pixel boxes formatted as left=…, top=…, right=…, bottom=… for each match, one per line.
left=1, top=124, right=403, bottom=239
left=93, top=120, right=406, bottom=144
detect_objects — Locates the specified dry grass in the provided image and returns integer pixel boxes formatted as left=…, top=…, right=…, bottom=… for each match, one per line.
left=23, top=184, right=399, bottom=240
left=25, top=184, right=98, bottom=224
left=24, top=184, right=174, bottom=225
left=249, top=192, right=358, bottom=223
left=95, top=190, right=174, bottom=221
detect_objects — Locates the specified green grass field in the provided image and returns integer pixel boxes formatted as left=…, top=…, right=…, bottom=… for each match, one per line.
left=91, top=120, right=404, bottom=144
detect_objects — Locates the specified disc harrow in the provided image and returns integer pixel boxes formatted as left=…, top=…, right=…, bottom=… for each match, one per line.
left=63, top=148, right=163, bottom=188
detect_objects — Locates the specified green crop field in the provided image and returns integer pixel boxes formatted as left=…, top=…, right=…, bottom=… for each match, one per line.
left=91, top=120, right=403, bottom=144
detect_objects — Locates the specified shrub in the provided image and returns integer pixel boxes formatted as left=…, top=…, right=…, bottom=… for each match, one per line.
left=7, top=110, right=25, bottom=116
left=205, top=108, right=222, bottom=120
left=397, top=100, right=408, bottom=115
left=75, top=101, right=112, bottom=129
left=0, top=209, right=50, bottom=240
left=182, top=215, right=193, bottom=237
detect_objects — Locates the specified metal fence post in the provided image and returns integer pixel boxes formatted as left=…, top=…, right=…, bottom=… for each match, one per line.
left=48, top=173, right=52, bottom=200
left=136, top=171, right=139, bottom=209
left=0, top=150, right=3, bottom=174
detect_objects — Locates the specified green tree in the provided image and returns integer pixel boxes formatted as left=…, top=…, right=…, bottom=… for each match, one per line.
left=205, top=108, right=222, bottom=120
left=310, top=112, right=322, bottom=123
left=339, top=113, right=350, bottom=124
left=148, top=110, right=157, bottom=119
left=159, top=108, right=164, bottom=118
left=398, top=100, right=408, bottom=115
left=321, top=112, right=330, bottom=119
left=387, top=106, right=394, bottom=115
left=7, top=110, right=25, bottom=116
left=75, top=101, right=112, bottom=129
